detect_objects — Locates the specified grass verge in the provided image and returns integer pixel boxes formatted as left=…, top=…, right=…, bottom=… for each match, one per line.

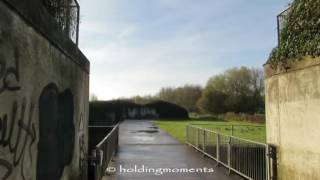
left=153, top=119, right=266, bottom=143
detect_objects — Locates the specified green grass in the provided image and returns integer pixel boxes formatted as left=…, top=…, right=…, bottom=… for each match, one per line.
left=153, top=119, right=266, bottom=143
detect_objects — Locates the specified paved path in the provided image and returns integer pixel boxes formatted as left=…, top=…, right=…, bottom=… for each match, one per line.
left=107, top=120, right=243, bottom=180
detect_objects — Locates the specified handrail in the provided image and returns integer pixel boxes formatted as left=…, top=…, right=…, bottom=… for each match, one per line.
left=187, top=124, right=266, bottom=146
left=190, top=123, right=265, bottom=127
left=96, top=123, right=119, bottom=148
left=91, top=123, right=120, bottom=180
left=88, top=125, right=117, bottom=128
left=186, top=124, right=274, bottom=180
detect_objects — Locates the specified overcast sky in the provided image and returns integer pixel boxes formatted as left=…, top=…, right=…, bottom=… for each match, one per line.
left=79, top=0, right=290, bottom=100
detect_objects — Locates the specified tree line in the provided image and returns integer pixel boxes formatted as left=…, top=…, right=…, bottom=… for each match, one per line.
left=92, top=66, right=265, bottom=115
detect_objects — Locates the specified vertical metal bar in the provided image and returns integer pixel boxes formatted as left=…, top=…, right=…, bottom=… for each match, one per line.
left=244, top=143, right=246, bottom=176
left=277, top=15, right=280, bottom=47
left=249, top=144, right=252, bottom=178
left=217, top=134, right=220, bottom=162
left=246, top=144, right=248, bottom=177
left=203, top=130, right=206, bottom=152
left=116, top=126, right=119, bottom=154
left=248, top=144, right=250, bottom=178
left=76, top=0, right=80, bottom=46
left=228, top=136, right=231, bottom=174
left=255, top=145, right=257, bottom=179
left=196, top=127, right=199, bottom=148
left=186, top=125, right=189, bottom=143
left=266, top=144, right=270, bottom=180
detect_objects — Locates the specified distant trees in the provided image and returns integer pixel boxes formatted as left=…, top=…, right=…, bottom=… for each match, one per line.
left=117, top=66, right=265, bottom=115
left=131, top=95, right=155, bottom=104
left=157, top=85, right=203, bottom=112
left=197, top=67, right=264, bottom=114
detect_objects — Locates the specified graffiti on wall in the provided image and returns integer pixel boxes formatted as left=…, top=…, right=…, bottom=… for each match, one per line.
left=0, top=50, right=37, bottom=180
left=0, top=48, right=76, bottom=180
left=0, top=48, right=20, bottom=94
left=78, top=113, right=86, bottom=178
left=0, top=100, right=37, bottom=180
left=127, top=107, right=159, bottom=119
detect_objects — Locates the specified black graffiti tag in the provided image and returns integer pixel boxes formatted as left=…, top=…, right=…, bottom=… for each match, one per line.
left=0, top=159, right=12, bottom=180
left=0, top=100, right=36, bottom=180
left=0, top=48, right=21, bottom=94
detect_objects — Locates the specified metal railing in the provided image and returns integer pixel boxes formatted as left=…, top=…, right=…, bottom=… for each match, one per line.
left=190, top=123, right=266, bottom=143
left=186, top=124, right=275, bottom=180
left=277, top=6, right=291, bottom=46
left=91, top=124, right=119, bottom=180
left=43, top=0, right=80, bottom=45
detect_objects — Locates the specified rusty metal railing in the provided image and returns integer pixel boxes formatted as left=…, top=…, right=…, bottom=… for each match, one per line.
left=186, top=124, right=277, bottom=180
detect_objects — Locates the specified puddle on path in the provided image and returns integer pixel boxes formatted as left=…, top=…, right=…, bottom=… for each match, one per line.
left=132, top=136, right=155, bottom=141
left=149, top=126, right=159, bottom=129
left=131, top=130, right=159, bottom=133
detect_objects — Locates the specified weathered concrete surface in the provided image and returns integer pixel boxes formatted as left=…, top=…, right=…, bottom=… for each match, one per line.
left=106, top=120, right=243, bottom=180
left=265, top=57, right=320, bottom=180
left=0, top=1, right=89, bottom=180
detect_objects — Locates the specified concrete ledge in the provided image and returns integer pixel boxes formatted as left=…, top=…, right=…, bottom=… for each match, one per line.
left=264, top=56, right=320, bottom=79
left=2, top=0, right=90, bottom=73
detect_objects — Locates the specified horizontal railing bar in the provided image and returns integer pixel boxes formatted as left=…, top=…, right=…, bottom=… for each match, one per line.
left=88, top=125, right=116, bottom=128
left=187, top=124, right=266, bottom=146
left=96, top=123, right=120, bottom=148
left=190, top=123, right=265, bottom=127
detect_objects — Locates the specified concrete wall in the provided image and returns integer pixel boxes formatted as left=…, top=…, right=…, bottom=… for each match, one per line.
left=265, top=57, right=320, bottom=180
left=0, top=1, right=89, bottom=180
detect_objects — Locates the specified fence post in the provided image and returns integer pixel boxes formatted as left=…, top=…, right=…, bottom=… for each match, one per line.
left=266, top=144, right=270, bottom=180
left=115, top=127, right=119, bottom=154
left=271, top=145, right=278, bottom=180
left=196, top=127, right=199, bottom=149
left=217, top=134, right=220, bottom=162
left=228, top=136, right=232, bottom=174
left=186, top=125, right=189, bottom=143
left=203, top=130, right=206, bottom=152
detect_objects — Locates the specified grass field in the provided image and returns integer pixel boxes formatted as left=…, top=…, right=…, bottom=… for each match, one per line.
left=153, top=119, right=266, bottom=143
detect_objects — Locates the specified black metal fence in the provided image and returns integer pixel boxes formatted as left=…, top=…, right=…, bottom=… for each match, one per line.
left=186, top=124, right=277, bottom=180
left=88, top=124, right=119, bottom=180
left=43, top=0, right=80, bottom=45
left=277, top=7, right=291, bottom=46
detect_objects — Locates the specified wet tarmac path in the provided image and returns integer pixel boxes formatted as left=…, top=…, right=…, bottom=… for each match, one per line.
left=107, top=120, right=243, bottom=180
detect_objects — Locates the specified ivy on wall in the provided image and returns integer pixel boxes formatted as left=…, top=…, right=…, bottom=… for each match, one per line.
left=268, top=0, right=320, bottom=67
